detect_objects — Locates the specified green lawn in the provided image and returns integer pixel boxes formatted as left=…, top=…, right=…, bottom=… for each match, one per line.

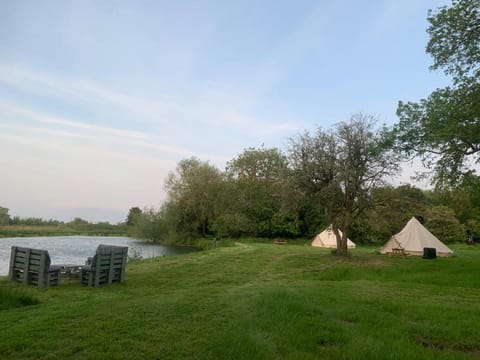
left=1, top=243, right=479, bottom=359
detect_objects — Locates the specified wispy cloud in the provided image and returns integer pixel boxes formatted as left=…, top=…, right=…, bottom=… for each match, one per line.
left=0, top=99, right=231, bottom=161
left=0, top=64, right=184, bottom=123
left=0, top=99, right=149, bottom=140
left=0, top=64, right=300, bottom=141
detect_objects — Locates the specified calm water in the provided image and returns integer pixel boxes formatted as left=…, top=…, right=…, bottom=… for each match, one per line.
left=0, top=236, right=198, bottom=276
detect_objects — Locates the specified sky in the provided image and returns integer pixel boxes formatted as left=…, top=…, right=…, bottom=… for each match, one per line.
left=1, top=0, right=452, bottom=223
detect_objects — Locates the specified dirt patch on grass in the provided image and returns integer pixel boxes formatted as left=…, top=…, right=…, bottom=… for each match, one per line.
left=415, top=335, right=480, bottom=356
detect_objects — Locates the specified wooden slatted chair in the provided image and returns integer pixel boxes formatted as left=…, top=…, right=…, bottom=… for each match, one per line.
left=79, top=245, right=128, bottom=287
left=8, top=246, right=61, bottom=287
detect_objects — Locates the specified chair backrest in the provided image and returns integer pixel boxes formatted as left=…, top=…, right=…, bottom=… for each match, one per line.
left=89, top=244, right=128, bottom=285
left=9, top=246, right=54, bottom=286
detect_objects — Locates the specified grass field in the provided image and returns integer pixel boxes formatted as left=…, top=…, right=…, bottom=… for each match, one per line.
left=1, top=243, right=479, bottom=359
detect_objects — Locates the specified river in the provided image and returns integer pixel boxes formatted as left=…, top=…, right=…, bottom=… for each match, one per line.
left=0, top=236, right=198, bottom=276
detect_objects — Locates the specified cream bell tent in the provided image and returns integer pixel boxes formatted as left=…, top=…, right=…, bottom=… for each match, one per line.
left=312, top=225, right=356, bottom=249
left=380, top=217, right=453, bottom=257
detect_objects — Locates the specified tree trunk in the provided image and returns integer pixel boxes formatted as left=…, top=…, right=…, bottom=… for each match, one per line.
left=332, top=223, right=348, bottom=256
left=332, top=221, right=350, bottom=256
left=339, top=231, right=349, bottom=256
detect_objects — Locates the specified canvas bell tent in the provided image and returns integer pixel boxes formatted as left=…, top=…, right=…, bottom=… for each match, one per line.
left=380, top=217, right=453, bottom=257
left=312, top=225, right=356, bottom=249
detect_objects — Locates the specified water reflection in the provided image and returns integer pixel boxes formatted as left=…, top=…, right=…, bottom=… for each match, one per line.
left=0, top=236, right=198, bottom=276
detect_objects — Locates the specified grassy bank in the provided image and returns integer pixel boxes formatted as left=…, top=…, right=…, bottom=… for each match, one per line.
left=1, top=243, right=479, bottom=359
left=0, top=225, right=128, bottom=238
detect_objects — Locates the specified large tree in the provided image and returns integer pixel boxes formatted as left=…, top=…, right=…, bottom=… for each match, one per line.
left=394, top=0, right=480, bottom=185
left=165, top=157, right=223, bottom=240
left=226, top=146, right=288, bottom=182
left=126, top=206, right=142, bottom=226
left=289, top=114, right=398, bottom=255
left=364, top=185, right=430, bottom=243
left=221, top=146, right=297, bottom=237
left=427, top=0, right=480, bottom=85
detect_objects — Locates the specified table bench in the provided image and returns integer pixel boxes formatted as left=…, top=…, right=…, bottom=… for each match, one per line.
left=390, top=248, right=407, bottom=258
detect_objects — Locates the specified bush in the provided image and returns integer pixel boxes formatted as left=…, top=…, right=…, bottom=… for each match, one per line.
left=426, top=206, right=465, bottom=243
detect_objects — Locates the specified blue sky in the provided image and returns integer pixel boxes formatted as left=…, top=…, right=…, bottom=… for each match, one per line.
left=1, top=0, right=451, bottom=223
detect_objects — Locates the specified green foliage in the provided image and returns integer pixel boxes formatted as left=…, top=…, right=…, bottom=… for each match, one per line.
left=132, top=122, right=478, bottom=247
left=0, top=212, right=127, bottom=237
left=359, top=185, right=429, bottom=243
left=226, top=146, right=288, bottom=182
left=422, top=175, right=480, bottom=239
left=0, top=207, right=10, bottom=226
left=427, top=0, right=480, bottom=84
left=163, top=158, right=223, bottom=240
left=395, top=0, right=480, bottom=185
left=396, top=84, right=480, bottom=184
left=136, top=149, right=303, bottom=244
left=466, top=218, right=480, bottom=237
left=426, top=206, right=465, bottom=243
left=211, top=213, right=254, bottom=238
left=9, top=216, right=63, bottom=226
left=289, top=114, right=399, bottom=254
left=129, top=207, right=171, bottom=243
left=222, top=147, right=297, bottom=238
left=126, top=206, right=142, bottom=226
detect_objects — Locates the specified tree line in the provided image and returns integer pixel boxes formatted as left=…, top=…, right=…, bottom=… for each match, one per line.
left=0, top=208, right=127, bottom=237
left=129, top=0, right=480, bottom=252
left=127, top=117, right=480, bottom=249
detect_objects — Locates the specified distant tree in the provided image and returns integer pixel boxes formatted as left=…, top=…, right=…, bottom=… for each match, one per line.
left=70, top=217, right=89, bottom=225
left=425, top=174, right=480, bottom=238
left=426, top=205, right=465, bottom=243
left=226, top=146, right=288, bottom=182
left=130, top=207, right=171, bottom=243
left=363, top=185, right=430, bottom=243
left=223, top=147, right=297, bottom=237
left=209, top=178, right=250, bottom=238
left=289, top=114, right=399, bottom=255
left=23, top=217, right=45, bottom=226
left=9, top=216, right=21, bottom=225
left=126, top=207, right=142, bottom=226
left=394, top=0, right=480, bottom=185
left=0, top=207, right=10, bottom=225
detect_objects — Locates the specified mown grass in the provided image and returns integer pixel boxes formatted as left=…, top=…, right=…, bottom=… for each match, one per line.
left=0, top=243, right=479, bottom=359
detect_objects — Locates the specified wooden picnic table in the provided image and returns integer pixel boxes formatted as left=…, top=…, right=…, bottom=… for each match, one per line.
left=390, top=248, right=407, bottom=258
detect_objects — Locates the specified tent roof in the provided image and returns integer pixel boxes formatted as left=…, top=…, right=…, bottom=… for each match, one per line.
left=380, top=217, right=453, bottom=256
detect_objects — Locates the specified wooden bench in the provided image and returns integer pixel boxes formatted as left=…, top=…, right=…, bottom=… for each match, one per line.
left=8, top=246, right=61, bottom=287
left=274, top=240, right=287, bottom=245
left=79, top=245, right=128, bottom=287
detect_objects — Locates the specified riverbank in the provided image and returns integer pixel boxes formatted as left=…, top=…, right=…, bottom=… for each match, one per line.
left=0, top=224, right=128, bottom=238
left=1, top=243, right=479, bottom=358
